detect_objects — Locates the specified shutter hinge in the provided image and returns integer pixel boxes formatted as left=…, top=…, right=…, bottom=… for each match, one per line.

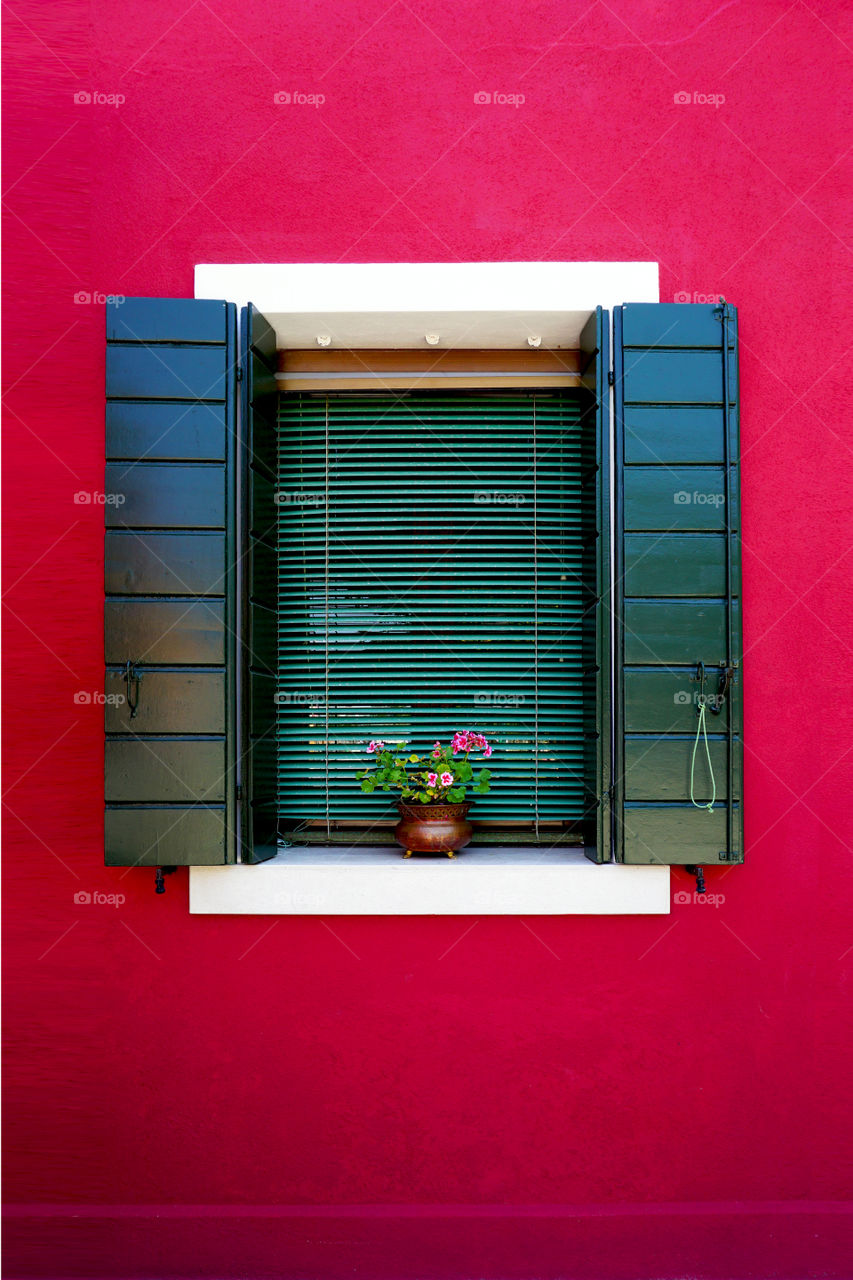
left=236, top=364, right=243, bottom=382
left=236, top=784, right=243, bottom=805
left=607, top=370, right=615, bottom=386
left=717, top=848, right=740, bottom=863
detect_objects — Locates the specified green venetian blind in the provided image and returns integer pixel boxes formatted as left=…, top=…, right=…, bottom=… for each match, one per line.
left=276, top=390, right=585, bottom=832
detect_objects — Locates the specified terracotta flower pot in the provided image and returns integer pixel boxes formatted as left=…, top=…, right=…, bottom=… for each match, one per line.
left=395, top=801, right=473, bottom=858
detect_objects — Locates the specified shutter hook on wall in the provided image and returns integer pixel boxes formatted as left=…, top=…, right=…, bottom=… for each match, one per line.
left=123, top=659, right=142, bottom=719
left=155, top=866, right=177, bottom=895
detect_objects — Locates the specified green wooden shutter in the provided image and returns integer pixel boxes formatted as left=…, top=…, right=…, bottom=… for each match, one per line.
left=613, top=302, right=742, bottom=865
left=240, top=305, right=279, bottom=862
left=580, top=308, right=611, bottom=860
left=277, top=389, right=587, bottom=837
left=104, top=298, right=239, bottom=866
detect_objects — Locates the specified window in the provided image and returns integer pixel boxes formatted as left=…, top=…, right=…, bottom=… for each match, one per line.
left=277, top=388, right=587, bottom=846
left=103, top=266, right=742, bottom=909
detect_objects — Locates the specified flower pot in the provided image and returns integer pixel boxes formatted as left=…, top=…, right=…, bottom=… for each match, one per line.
left=395, top=801, right=473, bottom=858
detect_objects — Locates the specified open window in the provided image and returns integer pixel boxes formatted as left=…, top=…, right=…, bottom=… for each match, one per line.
left=104, top=287, right=742, bottom=874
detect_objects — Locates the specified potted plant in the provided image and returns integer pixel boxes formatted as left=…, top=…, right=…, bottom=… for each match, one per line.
left=356, top=731, right=494, bottom=857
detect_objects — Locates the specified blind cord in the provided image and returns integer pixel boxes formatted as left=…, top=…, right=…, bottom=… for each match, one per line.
left=324, top=394, right=331, bottom=839
left=533, top=394, right=540, bottom=839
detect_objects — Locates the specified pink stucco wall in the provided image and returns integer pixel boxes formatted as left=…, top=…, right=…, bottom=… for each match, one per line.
left=3, top=2, right=852, bottom=1276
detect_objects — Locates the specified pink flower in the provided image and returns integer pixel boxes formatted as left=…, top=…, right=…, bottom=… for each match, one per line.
left=452, top=729, right=491, bottom=754
left=432, top=747, right=441, bottom=758
left=427, top=772, right=438, bottom=787
left=367, top=739, right=385, bottom=753
left=484, top=745, right=492, bottom=758
left=440, top=771, right=453, bottom=786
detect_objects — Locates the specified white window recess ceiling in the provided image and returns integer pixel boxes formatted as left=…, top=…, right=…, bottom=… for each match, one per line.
left=195, top=260, right=658, bottom=349
left=191, top=261, right=669, bottom=916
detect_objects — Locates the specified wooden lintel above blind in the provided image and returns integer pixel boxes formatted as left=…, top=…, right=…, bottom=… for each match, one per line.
left=276, top=348, right=582, bottom=392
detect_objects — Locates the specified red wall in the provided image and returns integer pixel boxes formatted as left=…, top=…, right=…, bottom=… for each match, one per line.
left=4, top=2, right=852, bottom=1276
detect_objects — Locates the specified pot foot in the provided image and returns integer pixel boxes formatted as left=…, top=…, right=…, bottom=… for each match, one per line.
left=446, top=850, right=455, bottom=858
left=403, top=849, right=413, bottom=858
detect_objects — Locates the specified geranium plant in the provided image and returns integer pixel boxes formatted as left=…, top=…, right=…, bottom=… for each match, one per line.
left=356, top=730, right=494, bottom=804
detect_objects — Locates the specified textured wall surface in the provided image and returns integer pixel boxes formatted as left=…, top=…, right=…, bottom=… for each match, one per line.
left=3, top=2, right=852, bottom=1276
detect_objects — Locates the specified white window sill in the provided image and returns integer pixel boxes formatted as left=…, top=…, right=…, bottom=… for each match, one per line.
left=189, top=847, right=670, bottom=915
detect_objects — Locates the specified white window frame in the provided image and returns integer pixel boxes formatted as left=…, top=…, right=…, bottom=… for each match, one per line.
left=190, top=261, right=669, bottom=915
